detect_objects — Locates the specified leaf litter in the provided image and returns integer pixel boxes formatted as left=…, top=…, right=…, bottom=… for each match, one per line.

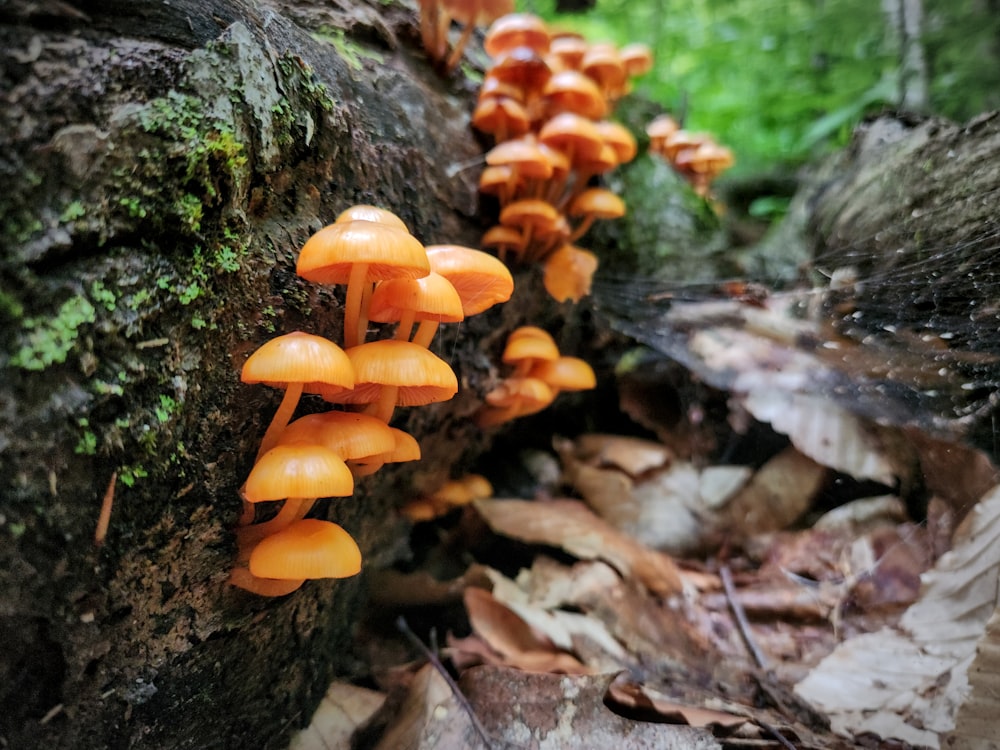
left=292, top=291, right=1000, bottom=750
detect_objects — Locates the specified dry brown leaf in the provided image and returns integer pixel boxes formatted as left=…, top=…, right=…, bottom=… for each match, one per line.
left=945, top=604, right=1000, bottom=750
left=742, top=390, right=898, bottom=485
left=373, top=664, right=482, bottom=750
left=606, top=678, right=749, bottom=730
left=463, top=587, right=590, bottom=674
left=795, top=482, right=1000, bottom=748
left=460, top=665, right=723, bottom=749
left=724, top=446, right=825, bottom=535
left=289, top=682, right=386, bottom=750
left=473, top=498, right=684, bottom=596
left=565, top=433, right=674, bottom=476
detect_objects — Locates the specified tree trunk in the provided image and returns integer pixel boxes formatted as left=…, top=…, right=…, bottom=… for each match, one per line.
left=882, top=0, right=929, bottom=111
left=802, top=112, right=1000, bottom=453
left=0, top=1, right=571, bottom=746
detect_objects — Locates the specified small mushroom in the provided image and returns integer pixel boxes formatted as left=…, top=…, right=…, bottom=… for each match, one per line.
left=297, top=216, right=430, bottom=348
left=229, top=519, right=362, bottom=597
left=240, top=331, right=355, bottom=461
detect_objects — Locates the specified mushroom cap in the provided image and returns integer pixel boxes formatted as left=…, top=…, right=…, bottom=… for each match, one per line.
left=485, top=137, right=553, bottom=180
left=480, top=225, right=527, bottom=257
left=619, top=43, right=654, bottom=77
left=478, top=165, right=522, bottom=198
left=297, top=220, right=430, bottom=285
left=502, top=332, right=560, bottom=365
left=386, top=427, right=421, bottom=463
left=323, top=340, right=458, bottom=406
left=484, top=376, right=555, bottom=409
left=546, top=33, right=589, bottom=70
left=499, top=199, right=560, bottom=231
left=507, top=326, right=557, bottom=346
left=426, top=245, right=514, bottom=315
left=489, top=46, right=553, bottom=92
left=569, top=188, right=626, bottom=219
left=529, top=355, right=596, bottom=390
left=543, top=243, right=598, bottom=303
left=484, top=13, right=550, bottom=58
left=244, top=444, right=355, bottom=502
left=542, top=70, right=607, bottom=120
left=368, top=271, right=465, bottom=324
left=581, top=43, right=627, bottom=93
left=646, top=114, right=680, bottom=147
left=240, top=331, right=355, bottom=392
left=334, top=204, right=409, bottom=231
left=249, top=519, right=362, bottom=580
left=472, top=96, right=531, bottom=139
left=595, top=120, right=638, bottom=164
left=659, top=130, right=709, bottom=162
left=573, top=143, right=619, bottom=176
left=538, top=112, right=605, bottom=163
left=278, top=411, right=397, bottom=461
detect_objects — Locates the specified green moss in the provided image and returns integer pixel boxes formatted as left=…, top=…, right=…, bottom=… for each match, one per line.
left=74, top=418, right=98, bottom=456
left=60, top=200, right=87, bottom=223
left=11, top=294, right=96, bottom=371
left=90, top=280, right=117, bottom=312
left=155, top=394, right=179, bottom=423
left=313, top=27, right=383, bottom=71
left=119, top=464, right=149, bottom=488
left=0, top=291, right=24, bottom=320
left=278, top=55, right=336, bottom=112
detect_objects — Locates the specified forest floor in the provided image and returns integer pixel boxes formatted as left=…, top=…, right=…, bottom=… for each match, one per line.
left=280, top=283, right=1000, bottom=750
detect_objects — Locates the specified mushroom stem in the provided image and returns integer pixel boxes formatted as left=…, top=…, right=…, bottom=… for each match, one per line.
left=364, top=385, right=399, bottom=424
left=395, top=309, right=417, bottom=342
left=349, top=459, right=386, bottom=478
left=568, top=214, right=596, bottom=243
left=228, top=566, right=304, bottom=597
left=445, top=21, right=477, bottom=72
left=235, top=497, right=311, bottom=555
left=411, top=320, right=440, bottom=349
left=255, top=381, right=305, bottom=461
left=343, top=262, right=372, bottom=349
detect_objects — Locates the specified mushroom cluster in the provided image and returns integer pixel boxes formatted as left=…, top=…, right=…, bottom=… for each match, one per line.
left=401, top=472, right=494, bottom=521
left=475, top=325, right=595, bottom=427
left=230, top=206, right=514, bottom=596
left=473, top=13, right=651, bottom=303
left=419, top=0, right=514, bottom=73
left=645, top=114, right=734, bottom=198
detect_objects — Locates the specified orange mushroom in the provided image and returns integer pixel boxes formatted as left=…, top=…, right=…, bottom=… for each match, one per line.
left=278, top=410, right=397, bottom=478
left=475, top=376, right=555, bottom=427
left=542, top=243, right=598, bottom=303
left=484, top=13, right=551, bottom=59
left=237, top=443, right=354, bottom=550
left=323, top=340, right=458, bottom=424
left=425, top=244, right=514, bottom=316
left=229, top=519, right=362, bottom=597
left=240, top=331, right=355, bottom=461
left=567, top=187, right=626, bottom=242
left=296, top=217, right=430, bottom=348
left=368, top=271, right=464, bottom=347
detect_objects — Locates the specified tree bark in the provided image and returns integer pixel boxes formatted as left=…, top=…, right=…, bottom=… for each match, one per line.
left=801, top=112, right=1000, bottom=454
left=0, top=1, right=571, bottom=746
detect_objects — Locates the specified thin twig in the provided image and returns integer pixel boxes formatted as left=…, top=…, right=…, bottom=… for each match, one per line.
left=757, top=717, right=798, bottom=750
left=396, top=615, right=493, bottom=749
left=720, top=564, right=769, bottom=670
left=721, top=568, right=801, bottom=749
left=94, top=471, right=117, bottom=547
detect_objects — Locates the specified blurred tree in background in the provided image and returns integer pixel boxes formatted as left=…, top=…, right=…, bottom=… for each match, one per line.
left=522, top=0, right=1000, bottom=176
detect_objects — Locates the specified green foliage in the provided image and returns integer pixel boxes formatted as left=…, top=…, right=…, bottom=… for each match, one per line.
left=523, top=0, right=998, bottom=173
left=11, top=295, right=96, bottom=371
